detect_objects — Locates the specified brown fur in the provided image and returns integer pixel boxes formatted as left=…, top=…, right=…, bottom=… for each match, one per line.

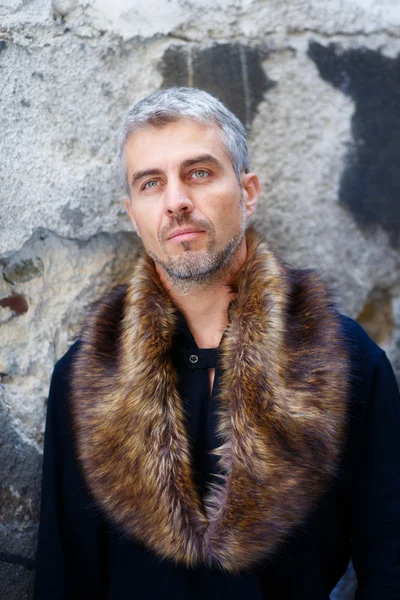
left=71, top=229, right=349, bottom=572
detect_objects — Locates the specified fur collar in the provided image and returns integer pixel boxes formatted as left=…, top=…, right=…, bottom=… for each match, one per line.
left=71, top=229, right=349, bottom=572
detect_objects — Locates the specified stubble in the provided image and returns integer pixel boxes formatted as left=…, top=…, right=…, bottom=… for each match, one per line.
left=146, top=209, right=247, bottom=293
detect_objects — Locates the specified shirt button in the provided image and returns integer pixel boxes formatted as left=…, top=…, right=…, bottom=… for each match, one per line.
left=189, top=354, right=199, bottom=364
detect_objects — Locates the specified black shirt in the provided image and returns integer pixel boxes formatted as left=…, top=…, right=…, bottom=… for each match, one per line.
left=171, top=312, right=222, bottom=499
left=34, top=315, right=400, bottom=599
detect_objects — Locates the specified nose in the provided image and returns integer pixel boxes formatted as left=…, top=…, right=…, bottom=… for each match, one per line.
left=163, top=178, right=194, bottom=216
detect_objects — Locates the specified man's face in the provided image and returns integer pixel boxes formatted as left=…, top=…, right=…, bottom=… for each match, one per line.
left=124, top=119, right=259, bottom=283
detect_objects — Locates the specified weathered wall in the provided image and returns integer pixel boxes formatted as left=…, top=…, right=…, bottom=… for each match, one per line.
left=1, top=0, right=399, bottom=597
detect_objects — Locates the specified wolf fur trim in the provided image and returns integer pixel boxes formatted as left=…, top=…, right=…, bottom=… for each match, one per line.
left=71, top=230, right=349, bottom=572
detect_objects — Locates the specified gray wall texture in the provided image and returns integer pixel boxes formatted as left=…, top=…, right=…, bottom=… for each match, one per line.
left=1, top=0, right=400, bottom=597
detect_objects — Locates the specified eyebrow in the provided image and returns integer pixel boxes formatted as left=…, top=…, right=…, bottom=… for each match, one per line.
left=131, top=168, right=164, bottom=186
left=180, top=154, right=224, bottom=170
left=131, top=154, right=224, bottom=187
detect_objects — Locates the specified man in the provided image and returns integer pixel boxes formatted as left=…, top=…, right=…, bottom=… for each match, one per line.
left=34, top=87, right=400, bottom=599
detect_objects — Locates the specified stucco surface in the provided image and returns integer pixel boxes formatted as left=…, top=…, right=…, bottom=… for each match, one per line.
left=1, top=0, right=400, bottom=597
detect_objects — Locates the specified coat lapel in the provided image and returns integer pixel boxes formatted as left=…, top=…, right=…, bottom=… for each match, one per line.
left=71, top=229, right=349, bottom=572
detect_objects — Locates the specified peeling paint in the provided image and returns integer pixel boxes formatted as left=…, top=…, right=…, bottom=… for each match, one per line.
left=308, top=41, right=400, bottom=245
left=160, top=43, right=275, bottom=129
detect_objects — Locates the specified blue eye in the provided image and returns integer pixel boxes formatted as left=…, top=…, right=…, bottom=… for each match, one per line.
left=191, top=170, right=209, bottom=179
left=143, top=180, right=159, bottom=189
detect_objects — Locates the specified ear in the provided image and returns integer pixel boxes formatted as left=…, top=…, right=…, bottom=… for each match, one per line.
left=124, top=197, right=141, bottom=237
left=241, top=172, right=261, bottom=217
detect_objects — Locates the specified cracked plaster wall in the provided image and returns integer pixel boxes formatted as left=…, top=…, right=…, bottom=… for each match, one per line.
left=1, top=0, right=400, bottom=597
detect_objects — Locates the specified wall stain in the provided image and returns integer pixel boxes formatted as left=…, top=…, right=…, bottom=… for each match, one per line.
left=61, top=206, right=85, bottom=231
left=0, top=294, right=28, bottom=315
left=3, top=256, right=44, bottom=284
left=308, top=41, right=400, bottom=246
left=160, top=43, right=275, bottom=130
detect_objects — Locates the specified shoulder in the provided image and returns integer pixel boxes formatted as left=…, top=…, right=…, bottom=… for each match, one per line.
left=50, top=340, right=82, bottom=402
left=47, top=341, right=82, bottom=434
left=51, top=285, right=128, bottom=393
left=339, top=316, right=400, bottom=442
left=338, top=315, right=395, bottom=414
left=53, top=340, right=81, bottom=378
left=339, top=314, right=385, bottom=383
left=341, top=314, right=399, bottom=400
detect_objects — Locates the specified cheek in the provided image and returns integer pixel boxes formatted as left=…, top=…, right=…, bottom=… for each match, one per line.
left=213, top=193, right=244, bottom=223
left=135, top=217, right=167, bottom=255
left=133, top=206, right=157, bottom=237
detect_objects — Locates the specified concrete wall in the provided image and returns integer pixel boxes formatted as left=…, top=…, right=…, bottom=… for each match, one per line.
left=1, top=0, right=400, bottom=597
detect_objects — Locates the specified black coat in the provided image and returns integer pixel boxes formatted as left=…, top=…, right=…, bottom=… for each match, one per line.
left=33, top=313, right=400, bottom=600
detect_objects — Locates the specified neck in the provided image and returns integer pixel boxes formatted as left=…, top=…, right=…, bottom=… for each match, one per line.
left=156, top=239, right=247, bottom=348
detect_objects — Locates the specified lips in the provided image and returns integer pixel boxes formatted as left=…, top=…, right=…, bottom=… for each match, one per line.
left=167, top=228, right=204, bottom=241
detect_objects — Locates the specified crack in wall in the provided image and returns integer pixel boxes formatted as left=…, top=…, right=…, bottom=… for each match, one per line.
left=5, top=27, right=400, bottom=47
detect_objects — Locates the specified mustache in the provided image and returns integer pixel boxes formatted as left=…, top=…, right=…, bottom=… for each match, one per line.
left=159, top=215, right=215, bottom=242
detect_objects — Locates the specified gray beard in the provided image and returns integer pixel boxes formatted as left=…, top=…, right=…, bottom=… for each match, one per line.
left=146, top=216, right=247, bottom=290
left=148, top=229, right=245, bottom=283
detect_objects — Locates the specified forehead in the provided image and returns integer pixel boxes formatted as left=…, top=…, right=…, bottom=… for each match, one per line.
left=123, top=119, right=231, bottom=172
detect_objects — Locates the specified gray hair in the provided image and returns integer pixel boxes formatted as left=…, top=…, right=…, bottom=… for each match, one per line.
left=118, top=87, right=250, bottom=196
